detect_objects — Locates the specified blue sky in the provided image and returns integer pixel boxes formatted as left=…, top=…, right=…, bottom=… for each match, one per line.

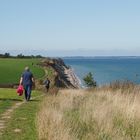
left=0, top=0, right=140, bottom=56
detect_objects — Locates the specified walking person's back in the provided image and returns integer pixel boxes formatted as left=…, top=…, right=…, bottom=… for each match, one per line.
left=44, top=78, right=50, bottom=92
left=19, top=66, right=34, bottom=101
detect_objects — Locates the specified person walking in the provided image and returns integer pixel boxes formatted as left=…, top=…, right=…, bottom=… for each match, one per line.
left=19, top=66, right=34, bottom=101
left=44, top=78, right=50, bottom=92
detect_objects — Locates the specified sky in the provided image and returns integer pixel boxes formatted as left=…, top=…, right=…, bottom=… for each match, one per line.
left=0, top=0, right=140, bottom=56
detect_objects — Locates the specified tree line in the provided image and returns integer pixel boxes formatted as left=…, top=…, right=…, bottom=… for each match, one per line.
left=0, top=53, right=44, bottom=58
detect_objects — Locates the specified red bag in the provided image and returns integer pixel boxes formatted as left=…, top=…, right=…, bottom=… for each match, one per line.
left=17, top=85, right=24, bottom=96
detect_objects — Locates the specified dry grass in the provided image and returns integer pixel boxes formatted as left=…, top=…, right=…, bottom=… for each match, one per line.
left=37, top=85, right=140, bottom=140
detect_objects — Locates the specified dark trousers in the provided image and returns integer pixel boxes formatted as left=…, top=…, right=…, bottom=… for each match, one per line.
left=45, top=85, right=50, bottom=92
left=24, top=85, right=32, bottom=101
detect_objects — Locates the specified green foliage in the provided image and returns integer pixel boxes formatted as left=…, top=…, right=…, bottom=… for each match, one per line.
left=0, top=52, right=44, bottom=58
left=4, top=53, right=10, bottom=58
left=83, top=72, right=96, bottom=87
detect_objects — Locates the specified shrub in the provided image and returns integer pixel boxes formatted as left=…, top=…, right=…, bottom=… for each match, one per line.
left=83, top=72, right=97, bottom=87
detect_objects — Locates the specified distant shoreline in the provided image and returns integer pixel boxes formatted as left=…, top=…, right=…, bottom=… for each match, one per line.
left=63, top=57, right=140, bottom=86
left=62, top=56, right=140, bottom=59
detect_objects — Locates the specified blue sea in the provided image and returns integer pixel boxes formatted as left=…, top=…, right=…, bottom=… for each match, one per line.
left=63, top=57, right=140, bottom=86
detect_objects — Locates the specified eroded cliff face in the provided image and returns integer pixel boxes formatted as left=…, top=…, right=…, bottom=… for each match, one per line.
left=40, top=58, right=80, bottom=89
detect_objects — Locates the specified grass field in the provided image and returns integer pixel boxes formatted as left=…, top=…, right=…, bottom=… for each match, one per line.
left=0, top=58, right=45, bottom=84
left=37, top=86, right=140, bottom=140
left=0, top=88, right=43, bottom=140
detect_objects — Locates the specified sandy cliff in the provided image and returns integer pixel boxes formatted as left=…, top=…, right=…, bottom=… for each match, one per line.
left=40, top=58, right=80, bottom=89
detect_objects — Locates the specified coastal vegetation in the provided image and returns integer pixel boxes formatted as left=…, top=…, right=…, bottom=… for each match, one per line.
left=0, top=58, right=140, bottom=140
left=37, top=83, right=140, bottom=140
left=83, top=72, right=97, bottom=87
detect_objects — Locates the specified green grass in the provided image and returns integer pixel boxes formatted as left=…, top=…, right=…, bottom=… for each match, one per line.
left=0, top=88, right=23, bottom=115
left=0, top=101, right=14, bottom=115
left=0, top=58, right=45, bottom=84
left=0, top=88, right=23, bottom=99
left=0, top=88, right=43, bottom=140
left=0, top=88, right=40, bottom=115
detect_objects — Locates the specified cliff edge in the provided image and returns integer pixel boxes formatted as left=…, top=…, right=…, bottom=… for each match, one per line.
left=40, top=58, right=81, bottom=89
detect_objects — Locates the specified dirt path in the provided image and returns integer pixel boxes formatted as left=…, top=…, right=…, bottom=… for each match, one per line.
left=0, top=94, right=44, bottom=136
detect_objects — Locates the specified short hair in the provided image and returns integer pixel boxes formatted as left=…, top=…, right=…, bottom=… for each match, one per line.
left=25, top=66, right=30, bottom=71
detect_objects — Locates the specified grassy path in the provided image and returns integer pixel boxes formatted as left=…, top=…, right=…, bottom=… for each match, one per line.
left=0, top=102, right=24, bottom=132
left=0, top=88, right=44, bottom=140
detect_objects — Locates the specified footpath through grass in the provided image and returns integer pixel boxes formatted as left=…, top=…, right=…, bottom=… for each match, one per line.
left=0, top=88, right=44, bottom=140
left=0, top=58, right=45, bottom=84
left=0, top=88, right=23, bottom=115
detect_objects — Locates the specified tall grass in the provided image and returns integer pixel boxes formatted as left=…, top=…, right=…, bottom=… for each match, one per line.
left=37, top=85, right=140, bottom=140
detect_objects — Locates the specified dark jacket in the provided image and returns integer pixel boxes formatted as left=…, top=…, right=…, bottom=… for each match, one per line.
left=22, top=71, right=33, bottom=86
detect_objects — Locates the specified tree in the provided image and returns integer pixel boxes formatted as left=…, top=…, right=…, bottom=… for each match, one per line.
left=17, top=53, right=24, bottom=58
left=83, top=72, right=97, bottom=87
left=35, top=55, right=43, bottom=58
left=4, top=53, right=10, bottom=58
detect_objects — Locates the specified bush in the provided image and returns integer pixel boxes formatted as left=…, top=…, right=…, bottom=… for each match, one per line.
left=83, top=72, right=96, bottom=87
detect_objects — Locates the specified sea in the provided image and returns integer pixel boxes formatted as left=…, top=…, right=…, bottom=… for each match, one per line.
left=63, top=56, right=140, bottom=86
